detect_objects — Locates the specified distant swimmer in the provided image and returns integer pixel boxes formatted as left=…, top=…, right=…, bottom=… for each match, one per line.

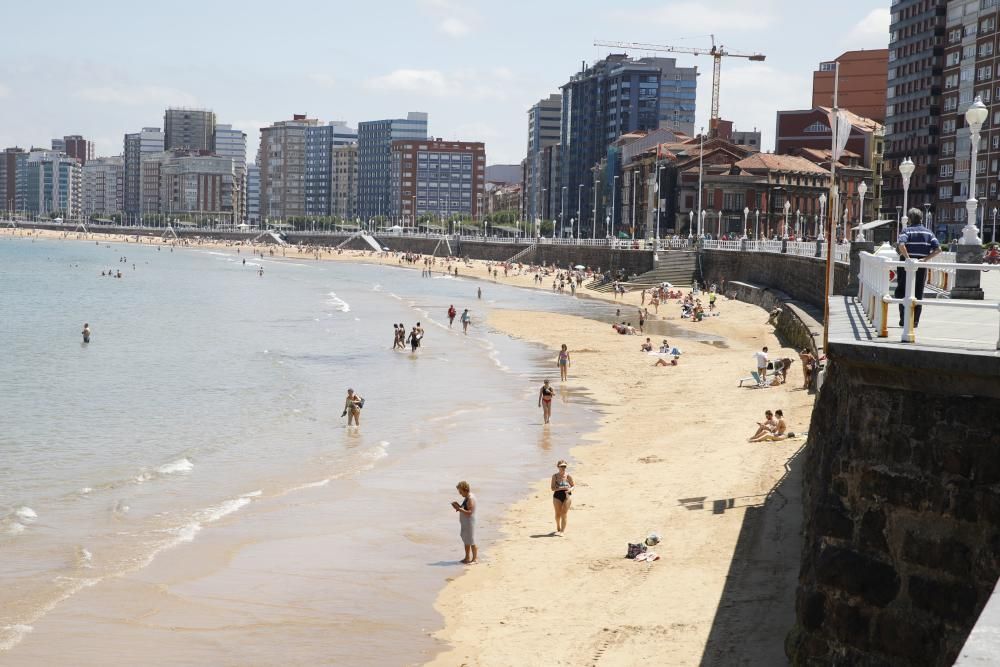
left=81, top=323, right=91, bottom=344
left=448, top=305, right=457, bottom=327
left=243, top=258, right=246, bottom=265
left=258, top=267, right=264, bottom=277
left=461, top=308, right=471, bottom=334
left=477, top=287, right=482, bottom=299
left=342, top=388, right=364, bottom=426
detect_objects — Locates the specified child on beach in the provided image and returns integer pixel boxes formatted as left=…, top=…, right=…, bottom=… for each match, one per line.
left=558, top=344, right=570, bottom=381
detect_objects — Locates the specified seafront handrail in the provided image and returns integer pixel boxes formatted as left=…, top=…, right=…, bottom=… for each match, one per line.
left=856, top=251, right=1000, bottom=348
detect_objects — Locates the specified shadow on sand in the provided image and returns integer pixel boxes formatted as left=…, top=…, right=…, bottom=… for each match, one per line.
left=698, top=442, right=806, bottom=666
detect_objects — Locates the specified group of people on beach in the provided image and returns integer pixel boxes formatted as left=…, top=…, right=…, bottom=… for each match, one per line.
left=393, top=322, right=424, bottom=352
left=749, top=409, right=794, bottom=442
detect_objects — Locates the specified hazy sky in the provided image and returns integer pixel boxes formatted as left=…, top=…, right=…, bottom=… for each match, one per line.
left=0, top=0, right=889, bottom=165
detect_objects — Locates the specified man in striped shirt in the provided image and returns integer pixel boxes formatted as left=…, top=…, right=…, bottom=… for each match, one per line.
left=895, top=208, right=941, bottom=327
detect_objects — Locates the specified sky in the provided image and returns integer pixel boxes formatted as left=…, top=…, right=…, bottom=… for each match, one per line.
left=0, top=0, right=890, bottom=166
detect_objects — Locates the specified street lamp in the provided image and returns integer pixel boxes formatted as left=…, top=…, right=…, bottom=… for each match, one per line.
left=857, top=181, right=868, bottom=241
left=611, top=175, right=618, bottom=237
left=560, top=186, right=567, bottom=238
left=688, top=210, right=693, bottom=239
left=577, top=183, right=583, bottom=239
left=783, top=200, right=791, bottom=239
left=755, top=209, right=760, bottom=240
left=743, top=206, right=749, bottom=239
left=699, top=209, right=706, bottom=238
left=796, top=209, right=801, bottom=239
left=593, top=178, right=599, bottom=240
left=962, top=95, right=988, bottom=244
left=605, top=215, right=610, bottom=238
left=993, top=207, right=998, bottom=244
left=818, top=194, right=827, bottom=241
left=899, top=156, right=915, bottom=238
left=570, top=217, right=575, bottom=240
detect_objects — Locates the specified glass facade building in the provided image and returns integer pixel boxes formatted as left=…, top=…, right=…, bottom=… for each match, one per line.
left=305, top=121, right=357, bottom=217
left=358, top=112, right=428, bottom=220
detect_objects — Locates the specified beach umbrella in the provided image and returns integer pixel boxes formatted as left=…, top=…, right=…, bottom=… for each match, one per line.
left=574, top=264, right=585, bottom=270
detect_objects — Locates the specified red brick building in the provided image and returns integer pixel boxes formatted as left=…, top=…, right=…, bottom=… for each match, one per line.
left=812, top=50, right=889, bottom=122
left=390, top=139, right=486, bottom=223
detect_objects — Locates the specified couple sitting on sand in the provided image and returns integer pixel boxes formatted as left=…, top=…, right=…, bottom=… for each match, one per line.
left=749, top=409, right=795, bottom=442
left=612, top=322, right=636, bottom=335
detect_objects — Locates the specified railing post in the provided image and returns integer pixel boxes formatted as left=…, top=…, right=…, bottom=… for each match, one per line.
left=740, top=238, right=747, bottom=252
left=901, top=257, right=918, bottom=343
left=781, top=238, right=788, bottom=254
left=846, top=241, right=874, bottom=298
left=951, top=244, right=986, bottom=300
left=815, top=239, right=823, bottom=258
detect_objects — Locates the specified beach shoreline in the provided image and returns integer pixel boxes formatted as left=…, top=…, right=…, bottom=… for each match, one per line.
left=2, top=226, right=814, bottom=664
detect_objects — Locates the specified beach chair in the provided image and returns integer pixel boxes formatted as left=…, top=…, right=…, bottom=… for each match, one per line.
left=738, top=371, right=769, bottom=387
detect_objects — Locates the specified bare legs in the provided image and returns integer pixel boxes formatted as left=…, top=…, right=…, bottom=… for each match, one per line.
left=461, top=544, right=478, bottom=563
left=552, top=496, right=571, bottom=534
left=542, top=401, right=551, bottom=424
left=559, top=364, right=568, bottom=381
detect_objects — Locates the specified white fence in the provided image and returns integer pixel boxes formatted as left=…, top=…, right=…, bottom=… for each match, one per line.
left=703, top=238, right=851, bottom=263
left=857, top=251, right=1000, bottom=347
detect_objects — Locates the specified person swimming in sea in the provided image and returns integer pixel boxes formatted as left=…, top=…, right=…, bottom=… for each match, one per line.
left=81, top=323, right=91, bottom=343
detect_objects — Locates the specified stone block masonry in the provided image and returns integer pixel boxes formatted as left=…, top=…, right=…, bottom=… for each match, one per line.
left=701, top=249, right=849, bottom=308
left=787, top=324, right=1000, bottom=666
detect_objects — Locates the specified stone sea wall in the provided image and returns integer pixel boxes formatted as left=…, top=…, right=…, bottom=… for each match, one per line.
left=787, top=344, right=1000, bottom=666
left=701, top=249, right=849, bottom=308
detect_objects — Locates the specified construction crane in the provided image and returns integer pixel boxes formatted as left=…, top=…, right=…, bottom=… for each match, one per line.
left=594, top=36, right=766, bottom=135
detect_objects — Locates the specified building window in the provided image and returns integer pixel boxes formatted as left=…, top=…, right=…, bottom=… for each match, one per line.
left=943, top=118, right=957, bottom=134
left=803, top=121, right=830, bottom=133
left=981, top=42, right=995, bottom=57
left=941, top=164, right=954, bottom=177
left=947, top=51, right=961, bottom=66
left=979, top=65, right=993, bottom=81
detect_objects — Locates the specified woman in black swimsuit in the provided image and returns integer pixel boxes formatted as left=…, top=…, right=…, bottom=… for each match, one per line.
left=550, top=460, right=574, bottom=535
left=538, top=379, right=554, bottom=424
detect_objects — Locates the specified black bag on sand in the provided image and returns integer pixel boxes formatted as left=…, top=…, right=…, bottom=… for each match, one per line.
left=626, top=543, right=647, bottom=559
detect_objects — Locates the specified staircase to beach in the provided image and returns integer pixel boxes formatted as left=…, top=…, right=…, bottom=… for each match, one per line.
left=587, top=251, right=699, bottom=292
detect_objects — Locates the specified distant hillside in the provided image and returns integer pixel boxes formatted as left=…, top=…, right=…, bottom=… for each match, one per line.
left=485, top=164, right=521, bottom=184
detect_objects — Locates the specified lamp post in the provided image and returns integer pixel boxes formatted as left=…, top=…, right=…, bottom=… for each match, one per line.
left=818, top=194, right=827, bottom=241
left=856, top=181, right=868, bottom=241
left=993, top=207, right=998, bottom=244
left=688, top=210, right=693, bottom=239
left=743, top=206, right=749, bottom=239
left=577, top=183, right=583, bottom=240
left=796, top=209, right=801, bottom=239
left=605, top=214, right=610, bottom=238
left=783, top=200, right=791, bottom=239
left=697, top=127, right=704, bottom=236
left=963, top=95, right=988, bottom=244
left=754, top=209, right=760, bottom=240
left=899, top=156, right=915, bottom=238
left=570, top=218, right=575, bottom=240
left=593, top=178, right=599, bottom=240
left=631, top=171, right=637, bottom=240
left=716, top=209, right=722, bottom=238
left=560, top=186, right=567, bottom=238
left=611, top=175, right=618, bottom=237
left=655, top=162, right=663, bottom=246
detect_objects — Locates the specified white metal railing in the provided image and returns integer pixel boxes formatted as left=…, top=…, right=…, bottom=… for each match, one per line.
left=834, top=242, right=850, bottom=264
left=927, top=251, right=956, bottom=290
left=786, top=241, right=818, bottom=258
left=857, top=251, right=1000, bottom=347
left=701, top=239, right=742, bottom=251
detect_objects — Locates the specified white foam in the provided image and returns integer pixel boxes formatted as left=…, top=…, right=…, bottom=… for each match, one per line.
left=79, top=487, right=93, bottom=495
left=156, top=457, right=194, bottom=475
left=76, top=547, right=94, bottom=569
left=0, top=625, right=33, bottom=652
left=3, top=522, right=25, bottom=536
left=287, top=479, right=330, bottom=492
left=14, top=506, right=37, bottom=523
left=326, top=291, right=351, bottom=312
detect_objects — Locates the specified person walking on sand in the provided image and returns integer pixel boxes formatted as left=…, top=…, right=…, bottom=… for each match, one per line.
left=461, top=308, right=471, bottom=334
left=558, top=344, right=571, bottom=381
left=451, top=481, right=477, bottom=563
left=81, top=323, right=91, bottom=344
left=477, top=286, right=482, bottom=300
left=448, top=305, right=457, bottom=327
left=538, top=379, right=554, bottom=424
left=799, top=348, right=817, bottom=389
left=754, top=346, right=769, bottom=385
left=342, top=388, right=363, bottom=427
left=550, top=460, right=575, bottom=535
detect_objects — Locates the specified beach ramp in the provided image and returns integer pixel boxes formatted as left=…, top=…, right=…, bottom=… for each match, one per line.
left=337, top=231, right=382, bottom=252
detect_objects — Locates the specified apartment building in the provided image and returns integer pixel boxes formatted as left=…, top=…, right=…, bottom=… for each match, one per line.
left=257, top=114, right=319, bottom=220
left=358, top=112, right=428, bottom=220
left=389, top=139, right=485, bottom=222
left=164, top=108, right=216, bottom=152
left=81, top=156, right=124, bottom=218
left=330, top=144, right=358, bottom=220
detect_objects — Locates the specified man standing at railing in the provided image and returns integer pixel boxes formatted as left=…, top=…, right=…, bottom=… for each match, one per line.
left=895, top=208, right=941, bottom=328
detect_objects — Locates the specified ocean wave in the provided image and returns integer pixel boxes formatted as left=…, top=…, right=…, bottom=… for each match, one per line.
left=156, top=458, right=194, bottom=475
left=75, top=547, right=94, bottom=569
left=326, top=291, right=351, bottom=312
left=14, top=506, right=37, bottom=523
left=1, top=506, right=37, bottom=536
left=0, top=625, right=33, bottom=652
left=172, top=490, right=260, bottom=544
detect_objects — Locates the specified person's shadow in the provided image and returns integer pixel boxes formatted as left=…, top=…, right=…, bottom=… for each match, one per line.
left=427, top=560, right=466, bottom=567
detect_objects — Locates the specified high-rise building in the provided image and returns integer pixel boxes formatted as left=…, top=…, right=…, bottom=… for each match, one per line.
left=25, top=150, right=82, bottom=218
left=0, top=147, right=27, bottom=215
left=158, top=153, right=236, bottom=220
left=164, top=108, right=216, bottom=152
left=559, top=54, right=697, bottom=236
left=330, top=144, right=358, bottom=220
left=884, top=1, right=945, bottom=220
left=305, top=121, right=357, bottom=217
left=62, top=135, right=95, bottom=165
left=124, top=127, right=165, bottom=217
left=389, top=138, right=485, bottom=222
left=358, top=112, right=428, bottom=220
left=81, top=156, right=124, bottom=218
left=525, top=94, right=562, bottom=222
left=214, top=124, right=247, bottom=222
left=247, top=163, right=260, bottom=224
left=257, top=114, right=319, bottom=220
left=813, top=51, right=890, bottom=123
left=933, top=1, right=1000, bottom=238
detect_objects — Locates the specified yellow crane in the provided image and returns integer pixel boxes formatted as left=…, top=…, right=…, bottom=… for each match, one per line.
left=594, top=36, right=766, bottom=134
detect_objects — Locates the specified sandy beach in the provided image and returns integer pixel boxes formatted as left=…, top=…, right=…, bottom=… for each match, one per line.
left=3, top=226, right=814, bottom=664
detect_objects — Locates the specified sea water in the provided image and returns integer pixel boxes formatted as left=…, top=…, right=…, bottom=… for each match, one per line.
left=0, top=236, right=626, bottom=665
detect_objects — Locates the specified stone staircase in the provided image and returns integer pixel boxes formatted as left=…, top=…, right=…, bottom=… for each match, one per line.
left=587, top=251, right=699, bottom=292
